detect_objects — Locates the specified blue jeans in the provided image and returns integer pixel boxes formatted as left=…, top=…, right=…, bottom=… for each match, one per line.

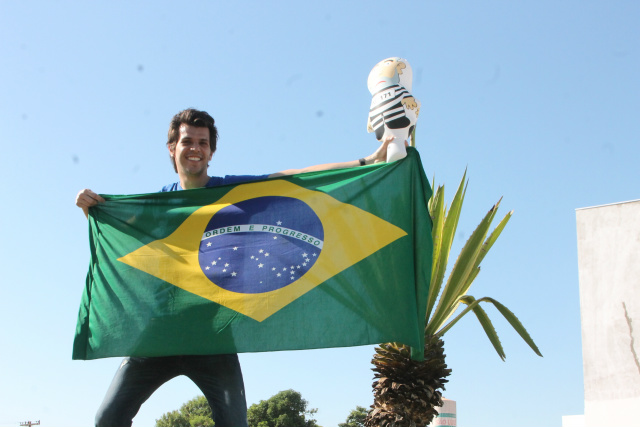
left=95, top=355, right=248, bottom=427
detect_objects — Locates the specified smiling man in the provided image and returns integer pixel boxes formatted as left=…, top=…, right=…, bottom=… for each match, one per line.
left=170, top=123, right=214, bottom=188
left=75, top=108, right=395, bottom=427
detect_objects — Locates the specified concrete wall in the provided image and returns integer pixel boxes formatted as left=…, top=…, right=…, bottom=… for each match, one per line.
left=576, top=200, right=640, bottom=427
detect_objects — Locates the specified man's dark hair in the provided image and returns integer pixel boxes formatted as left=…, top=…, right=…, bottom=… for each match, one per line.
left=166, top=108, right=218, bottom=172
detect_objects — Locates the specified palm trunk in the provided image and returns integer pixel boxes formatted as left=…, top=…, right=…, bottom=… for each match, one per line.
left=364, top=335, right=451, bottom=427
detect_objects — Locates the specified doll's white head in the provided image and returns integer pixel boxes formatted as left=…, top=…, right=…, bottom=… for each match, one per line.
left=367, top=57, right=413, bottom=93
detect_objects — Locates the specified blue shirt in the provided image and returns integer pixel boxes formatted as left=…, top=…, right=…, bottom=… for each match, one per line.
left=161, top=175, right=269, bottom=192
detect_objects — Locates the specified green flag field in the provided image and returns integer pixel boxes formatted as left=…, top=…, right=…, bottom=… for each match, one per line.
left=73, top=147, right=433, bottom=361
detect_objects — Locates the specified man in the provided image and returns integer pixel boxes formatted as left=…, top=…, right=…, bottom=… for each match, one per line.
left=76, top=108, right=394, bottom=427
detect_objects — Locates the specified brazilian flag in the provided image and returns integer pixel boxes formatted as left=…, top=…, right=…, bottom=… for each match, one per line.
left=73, top=147, right=432, bottom=360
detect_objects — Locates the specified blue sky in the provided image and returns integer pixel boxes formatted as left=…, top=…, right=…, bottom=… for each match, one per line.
left=1, top=1, right=638, bottom=426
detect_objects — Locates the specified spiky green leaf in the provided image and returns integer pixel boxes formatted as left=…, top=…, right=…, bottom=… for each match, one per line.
left=458, top=209, right=512, bottom=296
left=461, top=295, right=505, bottom=360
left=427, top=200, right=498, bottom=334
left=483, top=298, right=543, bottom=357
left=436, top=296, right=541, bottom=360
left=426, top=172, right=467, bottom=331
left=425, top=184, right=446, bottom=321
left=472, top=206, right=512, bottom=271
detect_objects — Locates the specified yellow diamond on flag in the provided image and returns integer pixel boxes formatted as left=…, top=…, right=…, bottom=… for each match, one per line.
left=118, top=179, right=407, bottom=321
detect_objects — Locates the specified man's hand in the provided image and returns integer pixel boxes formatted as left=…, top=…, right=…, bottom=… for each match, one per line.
left=76, top=189, right=105, bottom=218
left=367, top=135, right=396, bottom=164
left=365, top=135, right=409, bottom=164
left=269, top=135, right=408, bottom=177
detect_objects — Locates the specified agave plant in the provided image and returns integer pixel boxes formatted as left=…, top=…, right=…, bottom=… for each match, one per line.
left=365, top=171, right=542, bottom=427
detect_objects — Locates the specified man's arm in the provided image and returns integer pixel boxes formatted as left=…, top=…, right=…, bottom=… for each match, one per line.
left=76, top=189, right=105, bottom=218
left=269, top=135, right=399, bottom=178
left=75, top=137, right=403, bottom=209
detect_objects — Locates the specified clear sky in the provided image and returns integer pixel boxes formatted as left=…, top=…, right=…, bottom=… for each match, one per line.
left=1, top=1, right=638, bottom=426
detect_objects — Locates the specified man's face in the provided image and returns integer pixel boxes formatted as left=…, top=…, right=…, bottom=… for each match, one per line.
left=169, top=124, right=213, bottom=178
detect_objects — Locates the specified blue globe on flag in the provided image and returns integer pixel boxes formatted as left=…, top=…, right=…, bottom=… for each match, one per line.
left=198, top=196, right=324, bottom=294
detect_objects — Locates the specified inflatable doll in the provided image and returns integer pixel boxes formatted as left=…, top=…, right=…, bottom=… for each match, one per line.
left=367, top=57, right=420, bottom=162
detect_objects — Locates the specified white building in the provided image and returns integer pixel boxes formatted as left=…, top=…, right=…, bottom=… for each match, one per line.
left=428, top=398, right=456, bottom=426
left=564, top=200, right=640, bottom=426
